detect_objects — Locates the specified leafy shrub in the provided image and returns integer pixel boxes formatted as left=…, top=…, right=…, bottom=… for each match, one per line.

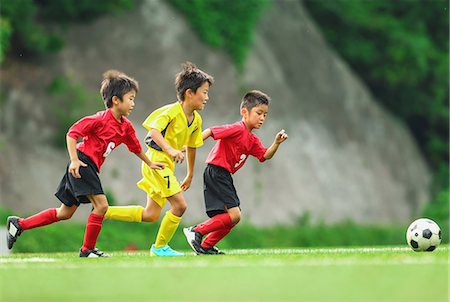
left=304, top=0, right=449, bottom=195
left=422, top=187, right=449, bottom=239
left=3, top=204, right=432, bottom=253
left=168, top=0, right=270, bottom=70
left=0, top=0, right=135, bottom=62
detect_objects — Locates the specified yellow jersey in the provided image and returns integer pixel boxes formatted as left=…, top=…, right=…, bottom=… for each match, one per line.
left=143, top=101, right=203, bottom=169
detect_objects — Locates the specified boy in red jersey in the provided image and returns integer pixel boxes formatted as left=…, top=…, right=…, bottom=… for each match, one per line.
left=183, top=90, right=288, bottom=254
left=6, top=70, right=164, bottom=257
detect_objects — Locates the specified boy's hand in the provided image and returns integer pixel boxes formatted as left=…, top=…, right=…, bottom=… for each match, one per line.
left=275, top=129, right=288, bottom=144
left=68, top=159, right=87, bottom=178
left=180, top=175, right=193, bottom=191
left=167, top=147, right=185, bottom=164
left=150, top=161, right=165, bottom=170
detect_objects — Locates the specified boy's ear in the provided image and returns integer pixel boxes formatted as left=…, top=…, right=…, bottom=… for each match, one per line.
left=241, top=107, right=248, bottom=117
left=185, top=88, right=193, bottom=99
left=112, top=95, right=121, bottom=105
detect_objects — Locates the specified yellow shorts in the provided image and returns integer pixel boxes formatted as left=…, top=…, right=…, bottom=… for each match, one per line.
left=137, top=161, right=181, bottom=208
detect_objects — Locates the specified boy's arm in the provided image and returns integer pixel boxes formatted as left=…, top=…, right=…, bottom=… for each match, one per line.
left=135, top=151, right=164, bottom=170
left=263, top=129, right=288, bottom=160
left=66, top=135, right=87, bottom=178
left=180, top=147, right=196, bottom=191
left=149, top=129, right=185, bottom=163
left=202, top=128, right=212, bottom=141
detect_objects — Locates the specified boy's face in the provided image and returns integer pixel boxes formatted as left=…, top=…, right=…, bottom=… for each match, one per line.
left=115, top=90, right=136, bottom=116
left=242, top=104, right=269, bottom=130
left=187, top=82, right=210, bottom=111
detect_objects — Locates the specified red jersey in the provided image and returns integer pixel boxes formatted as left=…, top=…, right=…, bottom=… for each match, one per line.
left=67, top=109, right=142, bottom=171
left=206, top=121, right=267, bottom=174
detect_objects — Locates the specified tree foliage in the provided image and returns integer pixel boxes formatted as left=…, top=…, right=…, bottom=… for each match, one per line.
left=304, top=0, right=449, bottom=193
left=0, top=0, right=135, bottom=62
left=168, top=0, right=270, bottom=70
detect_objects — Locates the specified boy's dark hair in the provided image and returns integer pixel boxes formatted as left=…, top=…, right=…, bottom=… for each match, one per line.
left=240, top=90, right=271, bottom=111
left=100, top=70, right=139, bottom=108
left=175, top=62, right=214, bottom=101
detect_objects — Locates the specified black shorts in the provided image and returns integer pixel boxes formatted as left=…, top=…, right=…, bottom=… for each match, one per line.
left=55, top=151, right=104, bottom=207
left=203, top=164, right=240, bottom=218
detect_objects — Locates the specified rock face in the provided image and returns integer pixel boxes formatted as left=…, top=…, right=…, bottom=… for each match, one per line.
left=0, top=0, right=430, bottom=225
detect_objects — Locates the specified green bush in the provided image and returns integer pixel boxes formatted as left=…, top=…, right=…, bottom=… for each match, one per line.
left=0, top=0, right=135, bottom=62
left=168, top=0, right=270, bottom=70
left=304, top=0, right=449, bottom=195
left=0, top=19, right=12, bottom=63
left=422, top=187, right=449, bottom=239
left=3, top=205, right=434, bottom=253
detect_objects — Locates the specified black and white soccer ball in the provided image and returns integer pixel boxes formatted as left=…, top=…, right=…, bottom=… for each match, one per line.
left=406, top=218, right=441, bottom=252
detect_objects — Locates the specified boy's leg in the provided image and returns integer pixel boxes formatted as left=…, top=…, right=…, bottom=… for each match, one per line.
left=187, top=207, right=239, bottom=254
left=105, top=205, right=144, bottom=222
left=6, top=204, right=76, bottom=250
left=80, top=194, right=108, bottom=256
left=18, top=208, right=60, bottom=230
left=194, top=212, right=233, bottom=236
left=150, top=192, right=185, bottom=256
left=202, top=226, right=232, bottom=249
left=154, top=191, right=186, bottom=248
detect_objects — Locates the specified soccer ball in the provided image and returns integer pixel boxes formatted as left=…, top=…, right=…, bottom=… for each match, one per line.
left=406, top=218, right=441, bottom=252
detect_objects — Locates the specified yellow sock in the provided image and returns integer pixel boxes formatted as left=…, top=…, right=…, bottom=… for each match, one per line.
left=154, top=211, right=182, bottom=248
left=104, top=206, right=144, bottom=222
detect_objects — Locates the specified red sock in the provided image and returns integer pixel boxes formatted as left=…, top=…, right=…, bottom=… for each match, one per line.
left=202, top=225, right=233, bottom=248
left=18, top=208, right=59, bottom=231
left=194, top=213, right=233, bottom=236
left=81, top=213, right=104, bottom=252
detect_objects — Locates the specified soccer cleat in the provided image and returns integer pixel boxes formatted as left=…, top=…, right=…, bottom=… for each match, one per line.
left=6, top=216, right=23, bottom=249
left=183, top=226, right=204, bottom=255
left=79, top=248, right=110, bottom=258
left=202, top=246, right=225, bottom=255
left=150, top=244, right=184, bottom=256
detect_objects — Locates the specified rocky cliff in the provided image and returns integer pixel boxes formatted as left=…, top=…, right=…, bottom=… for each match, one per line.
left=0, top=0, right=430, bottom=225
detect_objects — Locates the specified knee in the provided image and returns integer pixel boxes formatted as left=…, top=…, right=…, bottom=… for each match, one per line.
left=95, top=204, right=108, bottom=216
left=231, top=215, right=240, bottom=225
left=56, top=208, right=74, bottom=220
left=172, top=202, right=187, bottom=217
left=229, top=212, right=241, bottom=224
left=56, top=211, right=73, bottom=220
left=142, top=212, right=160, bottom=222
left=99, top=205, right=108, bottom=216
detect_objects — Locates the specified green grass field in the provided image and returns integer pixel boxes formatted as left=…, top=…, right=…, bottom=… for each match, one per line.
left=1, top=245, right=448, bottom=302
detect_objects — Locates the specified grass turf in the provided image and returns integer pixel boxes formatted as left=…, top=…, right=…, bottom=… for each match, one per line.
left=1, top=245, right=448, bottom=301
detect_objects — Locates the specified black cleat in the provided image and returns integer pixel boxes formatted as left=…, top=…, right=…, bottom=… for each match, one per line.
left=183, top=226, right=204, bottom=255
left=6, top=216, right=22, bottom=249
left=79, top=248, right=110, bottom=258
left=203, top=246, right=225, bottom=255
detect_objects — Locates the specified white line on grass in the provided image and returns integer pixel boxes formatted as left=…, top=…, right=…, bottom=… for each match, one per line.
left=229, top=246, right=416, bottom=255
left=0, top=257, right=57, bottom=264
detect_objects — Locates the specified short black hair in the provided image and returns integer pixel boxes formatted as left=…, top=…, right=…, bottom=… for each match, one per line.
left=240, top=90, right=271, bottom=111
left=100, top=70, right=139, bottom=108
left=175, top=62, right=214, bottom=101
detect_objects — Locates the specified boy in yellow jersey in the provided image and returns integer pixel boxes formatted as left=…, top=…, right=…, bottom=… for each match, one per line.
left=105, top=62, right=214, bottom=256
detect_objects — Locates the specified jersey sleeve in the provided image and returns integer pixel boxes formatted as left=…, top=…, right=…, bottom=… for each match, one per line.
left=142, top=107, right=172, bottom=132
left=124, top=122, right=143, bottom=154
left=67, top=113, right=101, bottom=140
left=187, top=113, right=203, bottom=148
left=251, top=136, right=268, bottom=162
left=210, top=123, right=241, bottom=140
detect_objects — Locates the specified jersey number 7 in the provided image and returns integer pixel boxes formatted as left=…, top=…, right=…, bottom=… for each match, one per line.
left=164, top=175, right=170, bottom=189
